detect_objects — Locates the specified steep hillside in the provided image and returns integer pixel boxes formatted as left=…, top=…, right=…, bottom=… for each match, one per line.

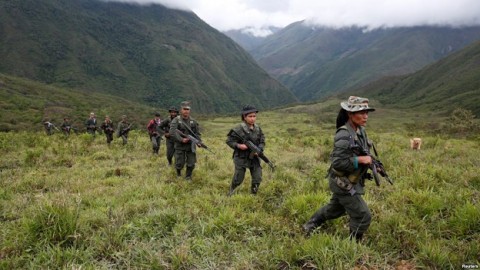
left=354, top=41, right=480, bottom=117
left=0, top=73, right=156, bottom=131
left=250, top=23, right=480, bottom=101
left=0, top=0, right=297, bottom=113
left=223, top=26, right=281, bottom=51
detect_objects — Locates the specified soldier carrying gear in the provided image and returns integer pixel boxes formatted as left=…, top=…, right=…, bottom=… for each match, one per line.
left=85, top=112, right=98, bottom=136
left=303, top=96, right=376, bottom=242
left=226, top=105, right=266, bottom=196
left=147, top=112, right=163, bottom=154
left=61, top=117, right=76, bottom=136
left=100, top=116, right=115, bottom=145
left=117, top=115, right=131, bottom=145
left=159, top=106, right=179, bottom=165
left=169, top=101, right=201, bottom=181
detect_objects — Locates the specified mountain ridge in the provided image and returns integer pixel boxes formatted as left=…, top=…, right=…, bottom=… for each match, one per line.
left=247, top=22, right=480, bottom=101
left=0, top=0, right=297, bottom=113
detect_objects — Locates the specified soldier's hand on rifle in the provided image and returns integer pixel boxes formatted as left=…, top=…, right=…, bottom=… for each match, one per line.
left=358, top=156, right=373, bottom=165
left=237, top=143, right=248, bottom=150
left=182, top=138, right=190, bottom=143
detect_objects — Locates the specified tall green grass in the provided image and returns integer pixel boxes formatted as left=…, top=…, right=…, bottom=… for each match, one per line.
left=1, top=109, right=479, bottom=269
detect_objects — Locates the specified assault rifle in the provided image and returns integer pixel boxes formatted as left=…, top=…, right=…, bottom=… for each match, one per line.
left=351, top=142, right=393, bottom=186
left=176, top=130, right=214, bottom=154
left=229, top=129, right=275, bottom=171
left=119, top=123, right=133, bottom=137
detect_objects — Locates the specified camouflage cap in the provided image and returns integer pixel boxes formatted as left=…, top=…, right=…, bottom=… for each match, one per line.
left=340, top=96, right=375, bottom=112
left=181, top=101, right=191, bottom=110
left=122, top=115, right=127, bottom=119
left=168, top=106, right=179, bottom=113
left=241, top=105, right=258, bottom=115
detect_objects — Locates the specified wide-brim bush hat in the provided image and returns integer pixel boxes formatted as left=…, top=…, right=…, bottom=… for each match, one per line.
left=340, top=96, right=375, bottom=112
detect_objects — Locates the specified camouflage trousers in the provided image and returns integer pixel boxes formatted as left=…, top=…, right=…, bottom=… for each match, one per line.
left=105, top=132, right=114, bottom=144
left=166, top=139, right=175, bottom=164
left=231, top=157, right=262, bottom=187
left=120, top=134, right=128, bottom=145
left=308, top=193, right=372, bottom=234
left=151, top=135, right=161, bottom=154
left=174, top=149, right=196, bottom=170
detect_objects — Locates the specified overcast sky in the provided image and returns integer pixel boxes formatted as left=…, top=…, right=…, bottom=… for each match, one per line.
left=109, top=0, right=480, bottom=36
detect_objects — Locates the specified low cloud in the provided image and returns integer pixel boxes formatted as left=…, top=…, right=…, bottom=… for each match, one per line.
left=104, top=0, right=480, bottom=36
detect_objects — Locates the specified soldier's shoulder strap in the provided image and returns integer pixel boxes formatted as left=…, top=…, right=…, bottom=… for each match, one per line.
left=335, top=125, right=356, bottom=146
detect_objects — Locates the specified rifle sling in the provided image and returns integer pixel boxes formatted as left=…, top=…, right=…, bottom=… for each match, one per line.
left=178, top=116, right=199, bottom=139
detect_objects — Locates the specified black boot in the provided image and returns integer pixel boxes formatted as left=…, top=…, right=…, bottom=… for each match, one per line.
left=302, top=217, right=325, bottom=236
left=176, top=169, right=182, bottom=178
left=251, top=183, right=260, bottom=195
left=185, top=167, right=193, bottom=181
left=228, top=182, right=239, bottom=197
left=350, top=229, right=363, bottom=242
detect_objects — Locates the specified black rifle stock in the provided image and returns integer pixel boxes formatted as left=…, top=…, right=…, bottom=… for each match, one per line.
left=229, top=129, right=275, bottom=170
left=176, top=130, right=214, bottom=154
left=351, top=143, right=393, bottom=186
left=119, top=123, right=133, bottom=137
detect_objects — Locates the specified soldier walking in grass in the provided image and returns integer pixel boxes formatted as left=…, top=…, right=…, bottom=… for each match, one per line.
left=60, top=117, right=74, bottom=136
left=85, top=112, right=98, bottom=136
left=43, top=119, right=57, bottom=135
left=169, top=101, right=201, bottom=180
left=117, top=115, right=131, bottom=145
left=302, top=96, right=376, bottom=242
left=226, top=105, right=265, bottom=196
left=147, top=112, right=163, bottom=154
left=159, top=106, right=179, bottom=165
left=100, top=116, right=115, bottom=145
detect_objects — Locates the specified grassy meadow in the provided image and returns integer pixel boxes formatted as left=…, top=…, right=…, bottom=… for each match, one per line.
left=1, top=105, right=479, bottom=269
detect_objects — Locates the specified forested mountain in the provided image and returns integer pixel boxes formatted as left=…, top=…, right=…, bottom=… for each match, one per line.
left=249, top=22, right=480, bottom=101
left=353, top=41, right=480, bottom=116
left=0, top=0, right=297, bottom=113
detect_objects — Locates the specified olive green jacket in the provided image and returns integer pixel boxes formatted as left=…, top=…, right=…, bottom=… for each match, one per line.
left=169, top=116, right=201, bottom=151
left=226, top=123, right=265, bottom=159
left=329, top=123, right=370, bottom=195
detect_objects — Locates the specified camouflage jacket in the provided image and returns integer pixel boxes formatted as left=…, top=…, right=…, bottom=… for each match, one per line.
left=169, top=116, right=201, bottom=151
left=101, top=121, right=115, bottom=134
left=85, top=118, right=97, bottom=130
left=159, top=117, right=174, bottom=140
left=117, top=121, right=130, bottom=136
left=226, top=123, right=265, bottom=159
left=328, top=123, right=371, bottom=195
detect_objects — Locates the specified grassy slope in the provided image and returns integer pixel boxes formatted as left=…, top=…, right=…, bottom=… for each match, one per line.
left=1, top=104, right=479, bottom=269
left=0, top=73, right=157, bottom=131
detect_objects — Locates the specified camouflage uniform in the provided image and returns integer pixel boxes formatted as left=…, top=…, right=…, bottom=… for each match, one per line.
left=226, top=122, right=265, bottom=195
left=43, top=121, right=55, bottom=135
left=85, top=116, right=97, bottom=135
left=303, top=96, right=375, bottom=241
left=169, top=114, right=201, bottom=179
left=159, top=107, right=178, bottom=165
left=61, top=119, right=73, bottom=136
left=117, top=117, right=130, bottom=145
left=101, top=119, right=115, bottom=144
